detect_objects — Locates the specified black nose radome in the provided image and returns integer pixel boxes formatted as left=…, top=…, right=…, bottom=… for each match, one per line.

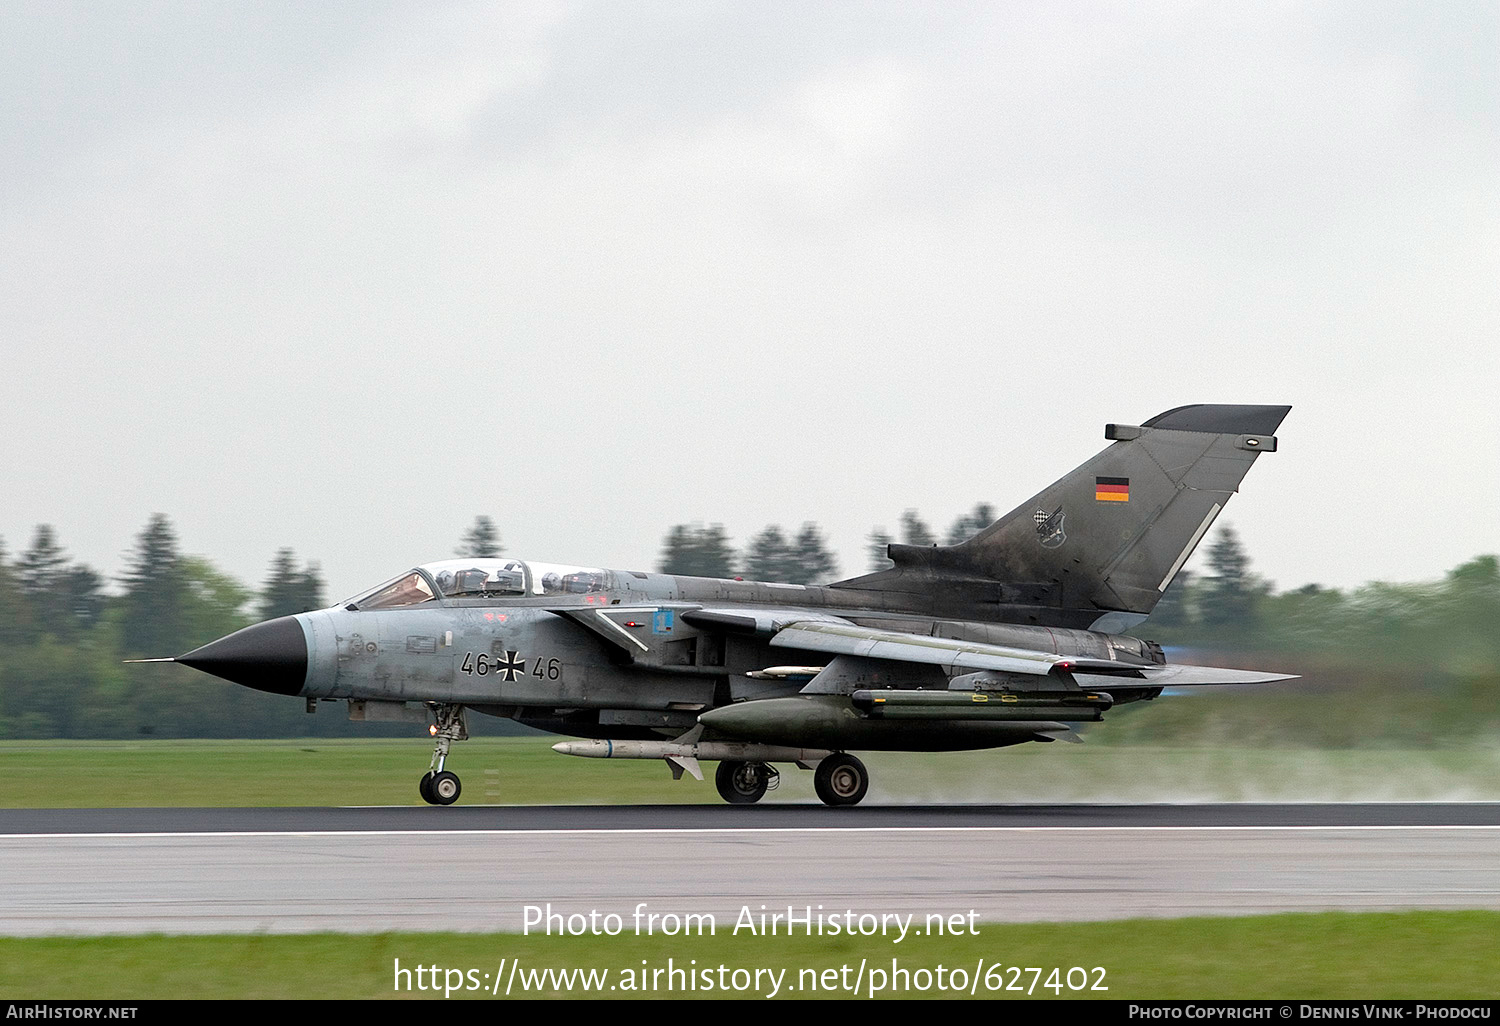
left=178, top=616, right=309, bottom=696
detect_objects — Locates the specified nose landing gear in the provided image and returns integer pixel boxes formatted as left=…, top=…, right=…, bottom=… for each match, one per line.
left=419, top=704, right=468, bottom=806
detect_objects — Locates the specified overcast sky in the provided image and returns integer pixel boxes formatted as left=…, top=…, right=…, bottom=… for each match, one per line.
left=2, top=1, right=1495, bottom=603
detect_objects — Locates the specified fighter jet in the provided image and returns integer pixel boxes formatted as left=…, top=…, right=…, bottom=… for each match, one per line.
left=165, top=404, right=1294, bottom=806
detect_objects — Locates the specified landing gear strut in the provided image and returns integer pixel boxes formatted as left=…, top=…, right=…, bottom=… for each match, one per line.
left=715, top=760, right=778, bottom=805
left=419, top=703, right=468, bottom=806
left=813, top=753, right=868, bottom=807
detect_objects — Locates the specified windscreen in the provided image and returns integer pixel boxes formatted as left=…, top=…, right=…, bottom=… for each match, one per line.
left=350, top=571, right=437, bottom=610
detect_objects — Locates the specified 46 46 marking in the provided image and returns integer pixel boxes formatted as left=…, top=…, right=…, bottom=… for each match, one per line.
left=461, top=651, right=561, bottom=682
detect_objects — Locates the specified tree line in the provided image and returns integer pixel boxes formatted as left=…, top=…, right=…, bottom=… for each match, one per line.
left=0, top=516, right=328, bottom=738
left=656, top=503, right=999, bottom=582
left=0, top=511, right=1495, bottom=742
left=0, top=516, right=324, bottom=657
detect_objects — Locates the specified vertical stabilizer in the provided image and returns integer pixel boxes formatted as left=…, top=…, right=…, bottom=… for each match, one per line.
left=832, top=404, right=1289, bottom=628
left=958, top=404, right=1289, bottom=621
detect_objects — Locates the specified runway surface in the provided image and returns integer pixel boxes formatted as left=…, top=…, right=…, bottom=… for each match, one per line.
left=5, top=802, right=1499, bottom=833
left=2, top=804, right=1497, bottom=936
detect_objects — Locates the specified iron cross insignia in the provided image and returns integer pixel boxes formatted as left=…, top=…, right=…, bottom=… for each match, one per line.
left=498, top=651, right=526, bottom=681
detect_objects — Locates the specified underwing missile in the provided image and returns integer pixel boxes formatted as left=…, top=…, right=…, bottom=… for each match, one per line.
left=551, top=739, right=831, bottom=764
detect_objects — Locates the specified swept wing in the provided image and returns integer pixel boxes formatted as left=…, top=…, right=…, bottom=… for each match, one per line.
left=769, top=620, right=1294, bottom=687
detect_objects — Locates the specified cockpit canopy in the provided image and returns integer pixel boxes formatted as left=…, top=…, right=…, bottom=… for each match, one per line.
left=345, top=559, right=615, bottom=610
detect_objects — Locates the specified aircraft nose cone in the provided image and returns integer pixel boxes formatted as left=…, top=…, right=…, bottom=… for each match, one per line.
left=178, top=616, right=309, bottom=696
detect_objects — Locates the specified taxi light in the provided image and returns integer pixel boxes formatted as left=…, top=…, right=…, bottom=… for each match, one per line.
left=428, top=725, right=437, bottom=737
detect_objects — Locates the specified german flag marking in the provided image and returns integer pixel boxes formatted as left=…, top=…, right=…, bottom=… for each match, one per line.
left=1096, top=476, right=1130, bottom=502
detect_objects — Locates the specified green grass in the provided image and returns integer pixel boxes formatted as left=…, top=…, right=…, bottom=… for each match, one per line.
left=0, top=912, right=1493, bottom=999
left=2, top=737, right=1499, bottom=807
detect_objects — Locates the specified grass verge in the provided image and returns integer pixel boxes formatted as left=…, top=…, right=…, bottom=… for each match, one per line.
left=0, top=911, right=1493, bottom=999
left=1, top=737, right=1498, bottom=807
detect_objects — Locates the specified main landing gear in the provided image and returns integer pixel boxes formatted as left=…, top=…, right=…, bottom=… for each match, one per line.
left=812, top=753, right=869, bottom=807
left=419, top=703, right=468, bottom=806
left=712, top=754, right=869, bottom=807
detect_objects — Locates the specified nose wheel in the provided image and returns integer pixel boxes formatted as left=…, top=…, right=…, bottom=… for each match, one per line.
left=419, top=704, right=468, bottom=806
left=420, top=770, right=461, bottom=805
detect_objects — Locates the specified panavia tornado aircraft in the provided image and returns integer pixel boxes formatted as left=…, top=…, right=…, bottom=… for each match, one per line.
left=163, top=404, right=1293, bottom=806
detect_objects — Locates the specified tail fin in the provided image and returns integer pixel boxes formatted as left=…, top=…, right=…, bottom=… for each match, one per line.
left=833, top=404, right=1289, bottom=630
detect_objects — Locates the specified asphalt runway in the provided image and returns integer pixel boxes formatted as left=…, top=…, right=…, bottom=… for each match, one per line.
left=6, top=802, right=1500, bottom=833
left=1, top=804, right=1497, bottom=936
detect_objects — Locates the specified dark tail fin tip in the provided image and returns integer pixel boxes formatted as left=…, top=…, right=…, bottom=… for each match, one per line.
left=1141, top=404, right=1291, bottom=435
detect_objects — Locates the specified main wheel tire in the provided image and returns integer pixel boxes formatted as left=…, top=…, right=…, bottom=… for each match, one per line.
left=418, top=772, right=435, bottom=805
left=430, top=770, right=462, bottom=806
left=715, top=760, right=769, bottom=805
left=814, top=753, right=868, bottom=807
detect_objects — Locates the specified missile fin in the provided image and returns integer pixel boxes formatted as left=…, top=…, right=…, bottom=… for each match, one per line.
left=666, top=755, right=703, bottom=781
